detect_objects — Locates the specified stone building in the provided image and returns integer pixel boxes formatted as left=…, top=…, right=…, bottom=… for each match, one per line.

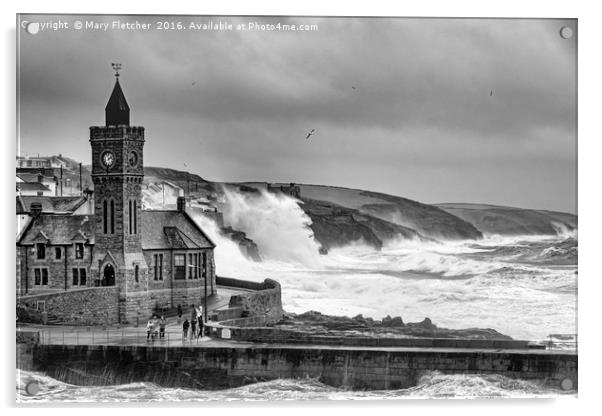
left=16, top=71, right=217, bottom=324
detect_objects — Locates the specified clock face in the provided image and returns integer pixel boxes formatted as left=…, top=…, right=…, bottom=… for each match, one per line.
left=128, top=151, right=138, bottom=167
left=101, top=151, right=115, bottom=168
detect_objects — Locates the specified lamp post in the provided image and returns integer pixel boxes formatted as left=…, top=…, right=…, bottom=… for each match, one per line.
left=188, top=263, right=208, bottom=325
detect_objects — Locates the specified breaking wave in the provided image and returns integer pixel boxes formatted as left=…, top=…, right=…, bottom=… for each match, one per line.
left=17, top=370, right=572, bottom=402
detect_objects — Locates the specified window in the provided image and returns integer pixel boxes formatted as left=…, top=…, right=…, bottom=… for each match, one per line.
left=128, top=200, right=137, bottom=234
left=36, top=243, right=45, bottom=260
left=110, top=200, right=115, bottom=234
left=188, top=254, right=193, bottom=279
left=75, top=243, right=84, bottom=259
left=174, top=254, right=186, bottom=280
left=103, top=200, right=108, bottom=234
left=134, top=265, right=139, bottom=283
left=55, top=247, right=62, bottom=260
left=34, top=268, right=48, bottom=286
left=194, top=253, right=198, bottom=279
left=72, top=268, right=87, bottom=286
left=202, top=252, right=207, bottom=279
left=153, top=254, right=163, bottom=281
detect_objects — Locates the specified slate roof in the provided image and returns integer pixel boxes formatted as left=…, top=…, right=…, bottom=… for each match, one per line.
left=141, top=210, right=215, bottom=250
left=17, top=209, right=215, bottom=251
left=16, top=173, right=56, bottom=183
left=16, top=195, right=87, bottom=214
left=17, top=215, right=94, bottom=246
left=17, top=182, right=51, bottom=192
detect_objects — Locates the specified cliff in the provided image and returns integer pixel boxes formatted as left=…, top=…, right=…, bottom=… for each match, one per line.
left=435, top=203, right=577, bottom=236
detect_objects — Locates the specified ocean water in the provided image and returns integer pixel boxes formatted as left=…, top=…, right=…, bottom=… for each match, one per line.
left=189, top=189, right=578, bottom=342
left=16, top=370, right=574, bottom=402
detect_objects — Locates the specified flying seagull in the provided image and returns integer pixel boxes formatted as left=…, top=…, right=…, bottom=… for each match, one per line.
left=306, top=129, right=316, bottom=140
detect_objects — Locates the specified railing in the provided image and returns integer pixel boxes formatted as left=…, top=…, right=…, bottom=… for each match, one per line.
left=35, top=328, right=210, bottom=347
left=545, top=334, right=578, bottom=351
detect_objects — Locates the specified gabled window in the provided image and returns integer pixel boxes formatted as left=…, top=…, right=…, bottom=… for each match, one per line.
left=36, top=243, right=45, bottom=260
left=75, top=243, right=84, bottom=259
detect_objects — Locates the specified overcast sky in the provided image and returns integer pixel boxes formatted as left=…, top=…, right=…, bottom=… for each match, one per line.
left=18, top=15, right=577, bottom=213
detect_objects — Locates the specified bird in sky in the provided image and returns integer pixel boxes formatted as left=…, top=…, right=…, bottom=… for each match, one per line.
left=192, top=81, right=196, bottom=86
left=490, top=90, right=494, bottom=97
left=351, top=86, right=357, bottom=90
left=306, top=129, right=316, bottom=140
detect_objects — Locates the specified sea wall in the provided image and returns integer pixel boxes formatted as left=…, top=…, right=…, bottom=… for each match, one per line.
left=29, top=344, right=577, bottom=391
left=205, top=323, right=538, bottom=350
left=216, top=277, right=283, bottom=324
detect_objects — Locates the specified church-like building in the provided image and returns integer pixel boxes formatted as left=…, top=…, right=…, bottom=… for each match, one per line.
left=16, top=69, right=217, bottom=324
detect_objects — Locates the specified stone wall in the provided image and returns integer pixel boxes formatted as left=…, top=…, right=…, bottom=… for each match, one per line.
left=220, top=277, right=283, bottom=324
left=31, top=344, right=578, bottom=391
left=17, top=287, right=120, bottom=325
left=206, top=323, right=536, bottom=350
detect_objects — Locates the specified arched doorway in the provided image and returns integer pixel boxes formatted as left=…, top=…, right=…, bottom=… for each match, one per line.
left=102, top=263, right=115, bottom=286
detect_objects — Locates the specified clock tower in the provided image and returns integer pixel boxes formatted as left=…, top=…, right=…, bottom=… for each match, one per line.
left=90, top=64, right=149, bottom=322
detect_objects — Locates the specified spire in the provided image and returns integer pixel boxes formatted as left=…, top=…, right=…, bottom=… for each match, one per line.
left=105, top=63, right=130, bottom=126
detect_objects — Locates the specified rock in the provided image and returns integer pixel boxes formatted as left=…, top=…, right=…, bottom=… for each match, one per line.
left=407, top=317, right=436, bottom=330
left=381, top=315, right=405, bottom=327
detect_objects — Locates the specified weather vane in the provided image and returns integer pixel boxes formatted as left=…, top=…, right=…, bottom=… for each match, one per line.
left=111, top=62, right=122, bottom=78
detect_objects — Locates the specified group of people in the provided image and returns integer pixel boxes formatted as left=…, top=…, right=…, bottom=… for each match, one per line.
left=180, top=304, right=205, bottom=340
left=146, top=315, right=167, bottom=341
left=145, top=303, right=207, bottom=342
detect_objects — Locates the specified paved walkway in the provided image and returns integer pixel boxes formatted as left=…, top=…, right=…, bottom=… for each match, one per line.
left=17, top=324, right=576, bottom=356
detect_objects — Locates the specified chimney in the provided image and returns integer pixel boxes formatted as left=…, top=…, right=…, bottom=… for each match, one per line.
left=30, top=202, right=43, bottom=218
left=177, top=196, right=186, bottom=212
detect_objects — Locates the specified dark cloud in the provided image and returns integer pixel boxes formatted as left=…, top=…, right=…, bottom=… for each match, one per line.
left=18, top=15, right=576, bottom=212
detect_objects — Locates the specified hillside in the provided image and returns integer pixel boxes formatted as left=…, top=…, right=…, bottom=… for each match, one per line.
left=435, top=203, right=577, bottom=236
left=298, top=185, right=483, bottom=240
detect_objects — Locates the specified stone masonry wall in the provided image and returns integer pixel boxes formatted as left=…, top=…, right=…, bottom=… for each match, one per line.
left=224, top=278, right=283, bottom=324
left=17, top=287, right=120, bottom=325
left=32, top=344, right=578, bottom=391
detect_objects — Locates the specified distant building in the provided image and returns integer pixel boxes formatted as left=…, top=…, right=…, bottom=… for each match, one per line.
left=16, top=172, right=58, bottom=196
left=16, top=70, right=217, bottom=324
left=267, top=183, right=301, bottom=199
left=16, top=181, right=52, bottom=196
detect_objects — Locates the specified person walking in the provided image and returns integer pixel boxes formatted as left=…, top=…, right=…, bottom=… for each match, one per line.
left=146, top=318, right=156, bottom=341
left=190, top=318, right=197, bottom=340
left=182, top=319, right=190, bottom=340
left=190, top=304, right=198, bottom=338
left=196, top=304, right=204, bottom=338
left=159, top=315, right=167, bottom=339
